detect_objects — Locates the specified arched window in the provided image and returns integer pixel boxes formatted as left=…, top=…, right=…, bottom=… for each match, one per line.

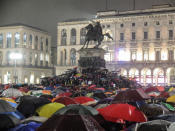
left=30, top=73, right=34, bottom=84
left=35, top=36, right=38, bottom=50
left=0, top=34, right=3, bottom=48
left=45, top=54, right=49, bottom=66
left=29, top=34, right=32, bottom=46
left=15, top=32, right=20, bottom=48
left=64, top=49, right=67, bottom=65
left=80, top=28, right=86, bottom=45
left=23, top=33, right=27, bottom=46
left=6, top=33, right=12, bottom=48
left=46, top=38, right=49, bottom=52
left=4, top=71, right=11, bottom=84
left=40, top=37, right=43, bottom=51
left=70, top=28, right=76, bottom=45
left=70, top=48, right=76, bottom=66
left=35, top=53, right=38, bottom=66
left=61, top=29, right=67, bottom=45
left=60, top=51, right=63, bottom=66
left=40, top=53, right=44, bottom=66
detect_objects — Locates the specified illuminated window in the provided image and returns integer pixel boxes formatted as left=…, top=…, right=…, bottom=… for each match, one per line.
left=143, top=50, right=149, bottom=61
left=30, top=73, right=34, bottom=84
left=118, top=49, right=130, bottom=61
left=4, top=71, right=11, bottom=84
left=15, top=32, right=20, bottom=48
left=23, top=33, right=27, bottom=46
left=131, top=51, right=136, bottom=61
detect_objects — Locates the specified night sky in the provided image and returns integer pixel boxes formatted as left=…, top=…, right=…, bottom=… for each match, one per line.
left=0, top=0, right=174, bottom=46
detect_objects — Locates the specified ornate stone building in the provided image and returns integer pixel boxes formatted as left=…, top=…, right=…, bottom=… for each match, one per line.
left=56, top=6, right=175, bottom=86
left=0, top=23, right=53, bottom=84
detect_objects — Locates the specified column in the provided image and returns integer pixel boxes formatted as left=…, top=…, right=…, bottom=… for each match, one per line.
left=67, top=49, right=70, bottom=66
left=20, top=31, right=23, bottom=48
left=164, top=68, right=166, bottom=86
left=67, top=29, right=70, bottom=46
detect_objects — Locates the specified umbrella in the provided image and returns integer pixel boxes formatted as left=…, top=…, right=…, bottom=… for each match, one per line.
left=0, top=97, right=17, bottom=108
left=140, top=103, right=171, bottom=119
left=167, top=95, right=175, bottom=103
left=161, top=102, right=175, bottom=111
left=98, top=104, right=147, bottom=123
left=0, top=100, right=15, bottom=113
left=144, top=87, right=159, bottom=93
left=36, top=114, right=105, bottom=131
left=52, top=96, right=78, bottom=105
left=168, top=122, right=175, bottom=131
left=54, top=104, right=99, bottom=116
left=93, top=92, right=107, bottom=100
left=2, top=88, right=23, bottom=98
left=57, top=92, right=72, bottom=97
left=112, top=88, right=150, bottom=103
left=36, top=103, right=65, bottom=118
left=0, top=114, right=20, bottom=130
left=135, top=120, right=171, bottom=131
left=17, top=96, right=50, bottom=118
left=21, top=116, right=48, bottom=124
left=74, top=96, right=96, bottom=105
left=153, top=114, right=175, bottom=122
left=9, top=122, right=42, bottom=131
left=94, top=104, right=110, bottom=109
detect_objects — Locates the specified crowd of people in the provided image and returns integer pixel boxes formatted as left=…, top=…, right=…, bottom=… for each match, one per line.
left=0, top=67, right=175, bottom=131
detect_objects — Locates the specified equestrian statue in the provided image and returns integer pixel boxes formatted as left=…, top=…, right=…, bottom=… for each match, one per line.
left=82, top=21, right=113, bottom=49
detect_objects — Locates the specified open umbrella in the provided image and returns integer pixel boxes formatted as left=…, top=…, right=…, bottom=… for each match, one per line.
left=112, top=88, right=150, bottom=103
left=54, top=104, right=99, bottom=116
left=52, top=96, right=78, bottom=106
left=167, top=95, right=175, bottom=103
left=0, top=100, right=15, bottom=113
left=135, top=120, right=171, bottom=131
left=9, top=122, right=41, bottom=131
left=0, top=114, right=20, bottom=130
left=2, top=88, right=23, bottom=98
left=21, top=116, right=48, bottom=124
left=0, top=98, right=17, bottom=108
left=74, top=96, right=96, bottom=105
left=17, top=96, right=50, bottom=118
left=98, top=104, right=147, bottom=123
left=36, top=103, right=65, bottom=118
left=36, top=114, right=104, bottom=131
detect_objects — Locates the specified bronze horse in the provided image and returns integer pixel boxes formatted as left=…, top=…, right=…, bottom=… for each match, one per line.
left=82, top=23, right=113, bottom=48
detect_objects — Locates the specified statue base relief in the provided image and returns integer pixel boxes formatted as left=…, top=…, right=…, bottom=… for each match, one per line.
left=78, top=48, right=106, bottom=73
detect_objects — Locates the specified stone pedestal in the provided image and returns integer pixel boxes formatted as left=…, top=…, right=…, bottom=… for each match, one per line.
left=78, top=48, right=106, bottom=73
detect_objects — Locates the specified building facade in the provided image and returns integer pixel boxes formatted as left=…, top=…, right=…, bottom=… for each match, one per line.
left=0, top=24, right=53, bottom=84
left=56, top=6, right=175, bottom=86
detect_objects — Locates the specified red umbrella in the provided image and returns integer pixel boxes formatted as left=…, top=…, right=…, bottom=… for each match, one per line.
left=74, top=96, right=96, bottom=105
left=53, top=96, right=78, bottom=106
left=57, top=92, right=72, bottom=97
left=156, top=86, right=165, bottom=92
left=144, top=87, right=159, bottom=93
left=98, top=104, right=147, bottom=123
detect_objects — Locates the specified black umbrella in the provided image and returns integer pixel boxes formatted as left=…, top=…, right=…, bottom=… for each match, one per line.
left=0, top=114, right=20, bottom=130
left=17, top=96, right=50, bottom=118
left=0, top=99, right=15, bottom=113
left=36, top=114, right=104, bottom=131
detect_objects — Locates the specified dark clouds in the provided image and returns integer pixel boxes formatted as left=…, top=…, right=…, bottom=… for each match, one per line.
left=0, top=0, right=174, bottom=46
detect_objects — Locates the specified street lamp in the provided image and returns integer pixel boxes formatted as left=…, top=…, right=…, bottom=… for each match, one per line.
left=9, top=52, right=23, bottom=84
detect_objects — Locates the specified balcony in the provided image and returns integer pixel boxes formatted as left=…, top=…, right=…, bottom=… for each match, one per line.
left=106, top=60, right=175, bottom=68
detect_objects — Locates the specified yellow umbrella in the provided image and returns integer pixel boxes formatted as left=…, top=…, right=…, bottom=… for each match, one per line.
left=168, top=87, right=175, bottom=92
left=36, top=103, right=65, bottom=118
left=0, top=97, right=16, bottom=103
left=166, top=95, right=175, bottom=103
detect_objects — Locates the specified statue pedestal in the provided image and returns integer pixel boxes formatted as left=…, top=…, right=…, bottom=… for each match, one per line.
left=78, top=48, right=106, bottom=73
